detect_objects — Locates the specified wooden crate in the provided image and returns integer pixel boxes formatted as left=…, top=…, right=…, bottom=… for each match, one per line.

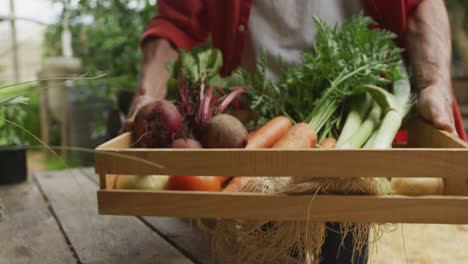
left=94, top=119, right=468, bottom=224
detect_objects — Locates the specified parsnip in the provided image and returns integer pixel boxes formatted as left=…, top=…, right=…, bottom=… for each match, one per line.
left=115, top=175, right=169, bottom=190
left=391, top=177, right=444, bottom=196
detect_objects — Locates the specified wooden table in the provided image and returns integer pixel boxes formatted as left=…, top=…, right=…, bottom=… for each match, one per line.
left=0, top=168, right=211, bottom=264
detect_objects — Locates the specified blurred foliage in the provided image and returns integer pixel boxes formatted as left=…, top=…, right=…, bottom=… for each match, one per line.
left=46, top=155, right=81, bottom=171
left=447, top=0, right=468, bottom=76
left=0, top=83, right=41, bottom=146
left=42, top=0, right=157, bottom=146
left=43, top=0, right=157, bottom=93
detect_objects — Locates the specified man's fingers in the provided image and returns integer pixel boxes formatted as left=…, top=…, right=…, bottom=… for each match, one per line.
left=428, top=105, right=453, bottom=131
left=417, top=89, right=455, bottom=134
left=123, top=119, right=134, bottom=131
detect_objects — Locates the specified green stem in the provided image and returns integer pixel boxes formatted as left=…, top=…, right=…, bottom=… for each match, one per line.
left=307, top=64, right=373, bottom=135
left=368, top=62, right=413, bottom=149
left=336, top=93, right=372, bottom=146
left=363, top=127, right=379, bottom=148
left=340, top=102, right=382, bottom=148
left=368, top=110, right=402, bottom=149
left=333, top=64, right=371, bottom=88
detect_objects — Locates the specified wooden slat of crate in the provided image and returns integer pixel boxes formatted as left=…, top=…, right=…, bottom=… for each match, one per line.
left=95, top=148, right=468, bottom=179
left=95, top=118, right=468, bottom=222
left=408, top=119, right=468, bottom=195
left=95, top=119, right=468, bottom=185
left=97, top=190, right=468, bottom=224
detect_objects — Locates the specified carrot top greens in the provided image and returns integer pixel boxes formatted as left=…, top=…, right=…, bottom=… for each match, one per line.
left=237, top=14, right=403, bottom=139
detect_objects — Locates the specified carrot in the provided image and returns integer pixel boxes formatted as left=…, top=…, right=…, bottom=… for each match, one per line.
left=218, top=176, right=231, bottom=184
left=222, top=177, right=253, bottom=192
left=272, top=123, right=317, bottom=149
left=319, top=137, right=337, bottom=149
left=223, top=119, right=313, bottom=192
left=220, top=125, right=260, bottom=189
left=247, top=130, right=257, bottom=141
left=246, top=116, right=292, bottom=149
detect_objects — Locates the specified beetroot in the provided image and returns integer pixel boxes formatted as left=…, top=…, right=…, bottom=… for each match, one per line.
left=200, top=114, right=248, bottom=148
left=172, top=138, right=202, bottom=149
left=134, top=100, right=183, bottom=147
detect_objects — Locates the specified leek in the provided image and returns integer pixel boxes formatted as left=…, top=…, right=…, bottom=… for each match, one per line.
left=340, top=102, right=382, bottom=148
left=336, top=93, right=372, bottom=145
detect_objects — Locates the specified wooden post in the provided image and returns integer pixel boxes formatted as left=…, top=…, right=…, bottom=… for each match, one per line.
left=9, top=0, right=19, bottom=82
left=41, top=57, right=82, bottom=160
left=38, top=72, right=50, bottom=156
left=61, top=84, right=69, bottom=159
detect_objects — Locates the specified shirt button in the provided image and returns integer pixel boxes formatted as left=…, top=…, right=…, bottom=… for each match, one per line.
left=238, top=24, right=245, bottom=32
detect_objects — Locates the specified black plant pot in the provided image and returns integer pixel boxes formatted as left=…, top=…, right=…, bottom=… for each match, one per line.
left=0, top=146, right=27, bottom=184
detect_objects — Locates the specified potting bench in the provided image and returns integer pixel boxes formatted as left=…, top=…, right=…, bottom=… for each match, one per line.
left=0, top=168, right=210, bottom=264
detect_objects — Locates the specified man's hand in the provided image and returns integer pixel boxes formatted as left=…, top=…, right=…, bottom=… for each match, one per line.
left=121, top=38, right=178, bottom=133
left=417, top=83, right=455, bottom=134
left=406, top=0, right=456, bottom=134
left=122, top=94, right=154, bottom=132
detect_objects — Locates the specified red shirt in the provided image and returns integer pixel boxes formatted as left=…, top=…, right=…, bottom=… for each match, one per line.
left=142, top=0, right=467, bottom=141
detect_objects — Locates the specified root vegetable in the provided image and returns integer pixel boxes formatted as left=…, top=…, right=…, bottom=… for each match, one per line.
left=172, top=138, right=202, bottom=148
left=200, top=114, right=248, bottom=148
left=134, top=100, right=183, bottom=147
left=171, top=136, right=229, bottom=189
left=246, top=116, right=292, bottom=148
left=167, top=176, right=222, bottom=191
left=116, top=175, right=169, bottom=190
left=247, top=131, right=256, bottom=141
left=391, top=177, right=444, bottom=196
left=272, top=123, right=317, bottom=149
left=319, top=137, right=337, bottom=148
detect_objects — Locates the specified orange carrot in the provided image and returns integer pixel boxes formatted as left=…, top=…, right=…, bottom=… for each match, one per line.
left=223, top=123, right=317, bottom=192
left=319, top=137, right=337, bottom=149
left=272, top=123, right=317, bottom=149
left=247, top=130, right=257, bottom=141
left=224, top=118, right=313, bottom=193
left=218, top=176, right=231, bottom=184
left=222, top=177, right=253, bottom=192
left=246, top=116, right=292, bottom=149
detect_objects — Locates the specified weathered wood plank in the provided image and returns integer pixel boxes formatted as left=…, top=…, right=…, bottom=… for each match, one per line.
left=35, top=169, right=193, bottom=264
left=0, top=181, right=76, bottom=264
left=408, top=118, right=468, bottom=148
left=408, top=118, right=468, bottom=195
left=94, top=148, right=468, bottom=180
left=96, top=132, right=132, bottom=149
left=98, top=190, right=468, bottom=224
left=82, top=168, right=212, bottom=264
left=95, top=118, right=468, bottom=181
left=141, top=217, right=212, bottom=264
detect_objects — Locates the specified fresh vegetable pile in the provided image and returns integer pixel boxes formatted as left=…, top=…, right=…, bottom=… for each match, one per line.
left=127, top=48, right=249, bottom=192
left=206, top=15, right=418, bottom=264
left=120, top=13, right=438, bottom=264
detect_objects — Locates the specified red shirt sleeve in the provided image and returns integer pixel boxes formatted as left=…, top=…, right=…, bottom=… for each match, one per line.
left=363, top=0, right=422, bottom=49
left=141, top=0, right=209, bottom=50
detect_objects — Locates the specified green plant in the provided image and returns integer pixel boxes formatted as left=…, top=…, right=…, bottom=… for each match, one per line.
left=46, top=156, right=81, bottom=171
left=43, top=0, right=156, bottom=94
left=0, top=83, right=38, bottom=146
left=42, top=0, right=157, bottom=145
left=447, top=0, right=468, bottom=75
